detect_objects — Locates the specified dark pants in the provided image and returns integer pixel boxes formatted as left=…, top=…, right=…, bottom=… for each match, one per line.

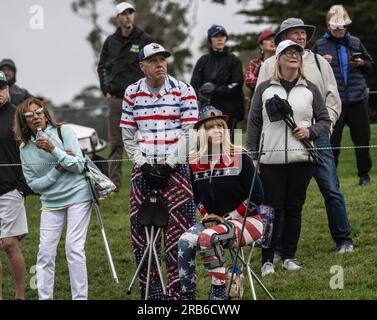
left=331, top=98, right=372, bottom=179
left=107, top=97, right=124, bottom=189
left=260, top=162, right=314, bottom=263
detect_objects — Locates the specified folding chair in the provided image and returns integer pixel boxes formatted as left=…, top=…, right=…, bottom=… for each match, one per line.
left=228, top=205, right=275, bottom=300
left=126, top=190, right=169, bottom=300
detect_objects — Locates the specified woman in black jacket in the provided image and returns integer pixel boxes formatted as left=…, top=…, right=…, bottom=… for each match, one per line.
left=191, top=25, right=244, bottom=141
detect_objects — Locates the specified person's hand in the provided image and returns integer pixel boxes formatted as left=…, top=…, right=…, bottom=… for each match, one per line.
left=323, top=54, right=333, bottom=63
left=36, top=136, right=55, bottom=153
left=199, top=82, right=215, bottom=96
left=66, top=150, right=76, bottom=156
left=55, top=164, right=65, bottom=172
left=349, top=58, right=364, bottom=68
left=293, top=127, right=310, bottom=140
left=202, top=214, right=225, bottom=228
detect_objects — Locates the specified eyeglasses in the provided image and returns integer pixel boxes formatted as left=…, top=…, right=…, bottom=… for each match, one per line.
left=23, top=107, right=44, bottom=118
left=283, top=49, right=303, bottom=57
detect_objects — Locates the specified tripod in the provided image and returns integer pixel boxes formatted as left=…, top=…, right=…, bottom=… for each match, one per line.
left=127, top=190, right=169, bottom=299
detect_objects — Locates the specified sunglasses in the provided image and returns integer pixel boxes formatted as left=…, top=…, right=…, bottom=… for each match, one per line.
left=329, top=23, right=347, bottom=31
left=23, top=107, right=44, bottom=118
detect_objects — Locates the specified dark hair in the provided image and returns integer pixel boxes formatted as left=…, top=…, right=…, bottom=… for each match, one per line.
left=14, top=98, right=62, bottom=145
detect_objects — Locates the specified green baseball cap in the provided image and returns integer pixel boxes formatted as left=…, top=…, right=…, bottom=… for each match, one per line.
left=0, top=71, right=8, bottom=84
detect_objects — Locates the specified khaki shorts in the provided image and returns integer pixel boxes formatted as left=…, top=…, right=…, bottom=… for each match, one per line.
left=0, top=189, right=28, bottom=240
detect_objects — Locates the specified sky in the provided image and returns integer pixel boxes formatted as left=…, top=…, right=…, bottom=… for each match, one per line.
left=0, top=0, right=263, bottom=105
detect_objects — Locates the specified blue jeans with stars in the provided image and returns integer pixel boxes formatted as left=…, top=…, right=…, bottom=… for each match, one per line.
left=177, top=222, right=205, bottom=299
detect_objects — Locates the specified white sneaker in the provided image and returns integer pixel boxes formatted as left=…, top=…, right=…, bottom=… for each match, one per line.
left=273, top=253, right=282, bottom=265
left=282, top=259, right=301, bottom=271
left=337, top=244, right=354, bottom=254
left=261, top=262, right=275, bottom=277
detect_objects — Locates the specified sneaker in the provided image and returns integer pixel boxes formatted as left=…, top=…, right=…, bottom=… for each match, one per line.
left=282, top=259, right=301, bottom=271
left=359, top=176, right=370, bottom=187
left=273, top=253, right=282, bottom=265
left=337, top=243, right=354, bottom=254
left=261, top=262, right=275, bottom=277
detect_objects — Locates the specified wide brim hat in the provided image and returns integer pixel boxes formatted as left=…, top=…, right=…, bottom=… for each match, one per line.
left=194, top=105, right=229, bottom=129
left=274, top=18, right=316, bottom=45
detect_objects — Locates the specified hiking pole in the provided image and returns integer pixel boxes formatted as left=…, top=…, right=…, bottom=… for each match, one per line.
left=85, top=173, right=119, bottom=284
left=227, top=133, right=265, bottom=299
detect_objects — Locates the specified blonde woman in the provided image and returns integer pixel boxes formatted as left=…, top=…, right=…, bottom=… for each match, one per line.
left=177, top=105, right=264, bottom=300
left=247, top=40, right=330, bottom=276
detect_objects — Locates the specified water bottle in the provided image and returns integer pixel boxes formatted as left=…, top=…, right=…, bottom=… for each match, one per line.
left=36, top=128, right=44, bottom=139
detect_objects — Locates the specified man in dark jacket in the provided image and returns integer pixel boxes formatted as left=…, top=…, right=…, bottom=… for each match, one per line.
left=0, top=59, right=33, bottom=107
left=191, top=24, right=244, bottom=141
left=97, top=2, right=152, bottom=190
left=0, top=71, right=29, bottom=300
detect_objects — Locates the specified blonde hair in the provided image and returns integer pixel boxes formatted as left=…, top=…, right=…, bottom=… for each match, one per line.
left=193, top=117, right=243, bottom=164
left=326, top=5, right=352, bottom=27
left=272, top=53, right=305, bottom=81
left=14, top=98, right=62, bottom=145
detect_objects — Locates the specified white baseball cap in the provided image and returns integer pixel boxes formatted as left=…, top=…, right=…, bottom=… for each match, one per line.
left=116, top=2, right=135, bottom=15
left=276, top=40, right=304, bottom=56
left=139, top=43, right=171, bottom=61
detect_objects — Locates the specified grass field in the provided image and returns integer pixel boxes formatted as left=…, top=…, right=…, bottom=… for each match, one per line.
left=1, top=125, right=376, bottom=300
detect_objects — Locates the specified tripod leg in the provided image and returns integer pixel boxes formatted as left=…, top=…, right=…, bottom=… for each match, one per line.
left=236, top=252, right=274, bottom=300
left=93, top=203, right=119, bottom=283
left=145, top=226, right=155, bottom=300
left=127, top=226, right=151, bottom=295
left=152, top=228, right=167, bottom=297
left=243, top=247, right=257, bottom=300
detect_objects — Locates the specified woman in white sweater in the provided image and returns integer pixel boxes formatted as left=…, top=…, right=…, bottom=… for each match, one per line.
left=247, top=40, right=330, bottom=276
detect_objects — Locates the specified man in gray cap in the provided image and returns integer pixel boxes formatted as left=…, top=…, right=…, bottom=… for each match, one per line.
left=254, top=17, right=353, bottom=259
left=97, top=2, right=152, bottom=191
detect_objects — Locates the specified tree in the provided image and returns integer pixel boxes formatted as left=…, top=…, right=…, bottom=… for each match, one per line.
left=238, top=0, right=377, bottom=90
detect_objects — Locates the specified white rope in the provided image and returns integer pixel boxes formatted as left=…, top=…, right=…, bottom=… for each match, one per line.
left=1, top=144, right=376, bottom=167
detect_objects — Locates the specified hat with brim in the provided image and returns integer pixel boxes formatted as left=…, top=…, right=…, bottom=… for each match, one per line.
left=258, top=30, right=276, bottom=43
left=139, top=43, right=171, bottom=61
left=194, top=105, right=229, bottom=129
left=274, top=18, right=316, bottom=45
left=116, top=2, right=135, bottom=15
left=276, top=40, right=304, bottom=56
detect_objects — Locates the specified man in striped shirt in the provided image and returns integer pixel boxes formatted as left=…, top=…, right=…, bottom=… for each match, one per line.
left=121, top=43, right=198, bottom=300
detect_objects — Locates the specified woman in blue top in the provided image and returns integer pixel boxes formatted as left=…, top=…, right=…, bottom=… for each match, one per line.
left=14, top=98, right=93, bottom=300
left=312, top=5, right=374, bottom=186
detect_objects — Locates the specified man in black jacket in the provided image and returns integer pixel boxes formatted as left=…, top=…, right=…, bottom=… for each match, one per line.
left=0, top=59, right=33, bottom=107
left=191, top=24, right=244, bottom=141
left=97, top=2, right=152, bottom=190
left=0, top=72, right=28, bottom=300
